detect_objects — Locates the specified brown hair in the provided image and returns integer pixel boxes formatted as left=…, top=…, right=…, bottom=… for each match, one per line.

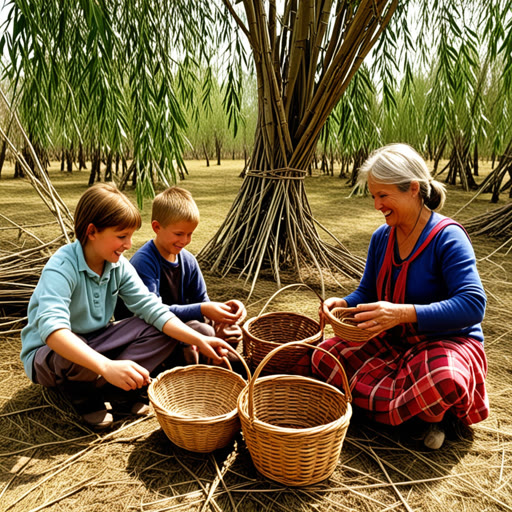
left=74, top=183, right=142, bottom=245
left=151, top=186, right=200, bottom=226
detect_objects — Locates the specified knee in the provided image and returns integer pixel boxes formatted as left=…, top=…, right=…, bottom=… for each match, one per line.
left=186, top=320, right=215, bottom=337
left=311, top=337, right=341, bottom=380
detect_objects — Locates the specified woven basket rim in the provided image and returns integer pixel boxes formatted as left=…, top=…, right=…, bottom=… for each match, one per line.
left=237, top=374, right=351, bottom=435
left=324, top=307, right=376, bottom=342
left=242, top=311, right=321, bottom=342
left=148, top=365, right=246, bottom=423
left=324, top=306, right=358, bottom=323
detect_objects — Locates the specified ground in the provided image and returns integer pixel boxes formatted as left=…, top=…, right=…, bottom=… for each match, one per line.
left=0, top=160, right=511, bottom=511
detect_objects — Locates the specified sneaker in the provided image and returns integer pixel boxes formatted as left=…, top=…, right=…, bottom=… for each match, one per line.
left=423, top=423, right=446, bottom=450
left=103, top=385, right=150, bottom=418
left=81, top=408, right=114, bottom=429
left=59, top=384, right=113, bottom=430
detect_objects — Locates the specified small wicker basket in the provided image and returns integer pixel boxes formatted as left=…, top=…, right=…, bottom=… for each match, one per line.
left=148, top=354, right=251, bottom=453
left=237, top=341, right=352, bottom=487
left=325, top=307, right=377, bottom=343
left=242, top=284, right=323, bottom=375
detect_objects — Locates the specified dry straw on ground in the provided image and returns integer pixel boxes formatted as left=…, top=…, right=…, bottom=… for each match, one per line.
left=1, top=161, right=511, bottom=511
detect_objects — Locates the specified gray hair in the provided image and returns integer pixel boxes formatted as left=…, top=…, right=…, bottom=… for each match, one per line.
left=357, top=143, right=446, bottom=210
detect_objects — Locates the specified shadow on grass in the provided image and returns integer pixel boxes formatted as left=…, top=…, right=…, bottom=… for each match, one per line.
left=124, top=405, right=475, bottom=512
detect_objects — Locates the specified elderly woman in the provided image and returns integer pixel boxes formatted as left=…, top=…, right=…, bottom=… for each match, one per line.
left=314, top=143, right=489, bottom=450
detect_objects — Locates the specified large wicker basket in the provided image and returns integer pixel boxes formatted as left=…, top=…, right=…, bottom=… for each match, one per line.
left=242, top=284, right=323, bottom=375
left=237, top=341, right=352, bottom=486
left=325, top=307, right=377, bottom=343
left=148, top=355, right=251, bottom=453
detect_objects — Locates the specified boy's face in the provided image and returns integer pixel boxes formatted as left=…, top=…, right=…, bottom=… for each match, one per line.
left=152, top=219, right=198, bottom=261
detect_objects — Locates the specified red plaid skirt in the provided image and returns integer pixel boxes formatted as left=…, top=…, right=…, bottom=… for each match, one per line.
left=309, top=334, right=489, bottom=426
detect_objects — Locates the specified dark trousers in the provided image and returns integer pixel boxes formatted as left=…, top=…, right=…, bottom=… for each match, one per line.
left=33, top=317, right=178, bottom=389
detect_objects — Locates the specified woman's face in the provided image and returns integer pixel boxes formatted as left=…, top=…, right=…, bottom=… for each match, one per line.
left=367, top=176, right=419, bottom=228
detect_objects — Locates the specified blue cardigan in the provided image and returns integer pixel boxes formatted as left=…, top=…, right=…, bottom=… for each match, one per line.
left=344, top=212, right=486, bottom=342
left=129, top=240, right=209, bottom=322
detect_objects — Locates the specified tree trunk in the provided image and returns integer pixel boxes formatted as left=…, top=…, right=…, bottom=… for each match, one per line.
left=198, top=0, right=396, bottom=293
left=215, top=135, right=222, bottom=165
left=88, top=148, right=101, bottom=186
left=78, top=142, right=87, bottom=170
left=105, top=151, right=113, bottom=181
left=203, top=142, right=210, bottom=167
left=66, top=149, right=73, bottom=173
left=0, top=139, right=7, bottom=178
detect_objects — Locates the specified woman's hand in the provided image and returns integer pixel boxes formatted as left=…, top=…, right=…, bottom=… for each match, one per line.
left=320, top=297, right=348, bottom=319
left=352, top=301, right=417, bottom=332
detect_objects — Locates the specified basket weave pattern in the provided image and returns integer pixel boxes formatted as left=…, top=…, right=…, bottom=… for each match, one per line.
left=326, top=307, right=377, bottom=343
left=148, top=364, right=247, bottom=453
left=238, top=341, right=352, bottom=486
left=243, top=312, right=322, bottom=374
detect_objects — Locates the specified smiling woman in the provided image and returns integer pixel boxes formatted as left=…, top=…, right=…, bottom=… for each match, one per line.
left=306, top=143, right=489, bottom=451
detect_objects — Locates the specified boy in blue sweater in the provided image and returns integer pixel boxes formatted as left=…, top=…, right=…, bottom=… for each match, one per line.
left=126, top=186, right=246, bottom=365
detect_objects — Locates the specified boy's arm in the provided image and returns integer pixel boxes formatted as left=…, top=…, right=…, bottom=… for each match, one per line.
left=180, top=250, right=209, bottom=304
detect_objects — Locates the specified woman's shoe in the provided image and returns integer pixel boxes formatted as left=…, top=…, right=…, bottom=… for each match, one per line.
left=423, top=423, right=446, bottom=450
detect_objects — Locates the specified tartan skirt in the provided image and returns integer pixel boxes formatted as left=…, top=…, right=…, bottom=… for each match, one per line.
left=310, top=334, right=489, bottom=426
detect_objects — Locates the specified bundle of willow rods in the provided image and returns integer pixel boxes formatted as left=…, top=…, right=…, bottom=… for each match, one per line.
left=465, top=202, right=512, bottom=238
left=198, top=169, right=366, bottom=297
left=0, top=234, right=65, bottom=334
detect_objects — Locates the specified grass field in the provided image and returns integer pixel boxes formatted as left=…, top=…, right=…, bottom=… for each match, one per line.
left=0, top=160, right=511, bottom=512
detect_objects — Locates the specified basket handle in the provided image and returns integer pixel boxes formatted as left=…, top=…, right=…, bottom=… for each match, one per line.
left=247, top=341, right=352, bottom=420
left=257, top=283, right=325, bottom=331
left=219, top=346, right=252, bottom=382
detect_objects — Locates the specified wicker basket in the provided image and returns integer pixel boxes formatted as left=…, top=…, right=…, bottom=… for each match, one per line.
left=148, top=354, right=251, bottom=453
left=238, top=341, right=352, bottom=486
left=325, top=307, right=377, bottom=343
left=242, top=284, right=323, bottom=375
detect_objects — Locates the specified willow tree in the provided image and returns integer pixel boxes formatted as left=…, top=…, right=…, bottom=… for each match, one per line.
left=199, top=1, right=399, bottom=292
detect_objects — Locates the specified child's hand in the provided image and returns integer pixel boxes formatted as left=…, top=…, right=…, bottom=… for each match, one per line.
left=224, top=299, right=247, bottom=324
left=195, top=336, right=233, bottom=364
left=102, top=360, right=151, bottom=391
left=201, top=302, right=243, bottom=324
